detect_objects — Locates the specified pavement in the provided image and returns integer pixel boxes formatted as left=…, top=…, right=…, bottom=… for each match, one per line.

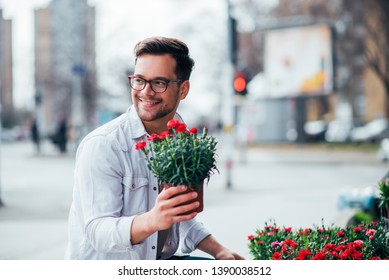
left=0, top=139, right=388, bottom=260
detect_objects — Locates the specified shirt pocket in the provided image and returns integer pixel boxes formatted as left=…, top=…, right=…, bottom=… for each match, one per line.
left=122, top=176, right=149, bottom=216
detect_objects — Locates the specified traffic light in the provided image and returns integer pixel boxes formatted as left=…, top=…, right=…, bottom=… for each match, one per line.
left=234, top=71, right=247, bottom=95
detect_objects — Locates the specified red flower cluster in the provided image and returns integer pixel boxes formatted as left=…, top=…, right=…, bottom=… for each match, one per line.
left=248, top=220, right=389, bottom=260
left=135, top=119, right=198, bottom=151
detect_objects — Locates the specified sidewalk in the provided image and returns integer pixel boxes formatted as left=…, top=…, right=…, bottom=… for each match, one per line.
left=0, top=141, right=74, bottom=259
left=0, top=140, right=387, bottom=259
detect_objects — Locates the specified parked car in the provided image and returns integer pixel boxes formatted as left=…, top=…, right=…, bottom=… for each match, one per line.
left=336, top=171, right=389, bottom=227
left=349, top=118, right=388, bottom=143
left=304, top=120, right=327, bottom=141
left=377, top=138, right=389, bottom=162
left=1, top=126, right=29, bottom=142
left=337, top=183, right=379, bottom=227
left=325, top=119, right=353, bottom=142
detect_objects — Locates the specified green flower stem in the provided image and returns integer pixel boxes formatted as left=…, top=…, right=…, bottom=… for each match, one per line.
left=194, top=138, right=201, bottom=174
left=181, top=153, right=189, bottom=184
left=178, top=132, right=189, bottom=185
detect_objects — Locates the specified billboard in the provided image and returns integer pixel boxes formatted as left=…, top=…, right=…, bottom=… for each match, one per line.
left=263, top=24, right=333, bottom=98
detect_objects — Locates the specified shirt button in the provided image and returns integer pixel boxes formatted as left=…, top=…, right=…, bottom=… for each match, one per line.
left=152, top=246, right=156, bottom=250
left=132, top=184, right=135, bottom=188
left=153, top=187, right=157, bottom=191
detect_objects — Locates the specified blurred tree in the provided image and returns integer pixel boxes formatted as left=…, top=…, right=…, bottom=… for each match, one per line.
left=364, top=0, right=389, bottom=118
left=335, top=0, right=366, bottom=122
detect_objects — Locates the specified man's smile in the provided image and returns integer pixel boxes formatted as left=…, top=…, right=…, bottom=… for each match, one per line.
left=139, top=97, right=161, bottom=107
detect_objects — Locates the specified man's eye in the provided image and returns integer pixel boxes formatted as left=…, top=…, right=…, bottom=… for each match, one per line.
left=134, top=78, right=144, bottom=84
left=153, top=80, right=167, bottom=87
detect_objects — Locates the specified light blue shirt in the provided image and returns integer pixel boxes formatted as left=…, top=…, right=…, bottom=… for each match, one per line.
left=65, top=105, right=211, bottom=259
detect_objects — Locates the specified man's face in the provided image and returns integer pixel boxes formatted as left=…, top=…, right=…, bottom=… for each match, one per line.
left=131, top=54, right=189, bottom=124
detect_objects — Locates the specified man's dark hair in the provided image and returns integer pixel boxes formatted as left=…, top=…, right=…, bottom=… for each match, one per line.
left=134, top=37, right=195, bottom=81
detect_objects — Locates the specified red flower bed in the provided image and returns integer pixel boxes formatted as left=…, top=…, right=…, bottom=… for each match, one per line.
left=248, top=219, right=389, bottom=260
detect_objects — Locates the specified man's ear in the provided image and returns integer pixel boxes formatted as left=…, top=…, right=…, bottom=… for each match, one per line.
left=179, top=80, right=190, bottom=100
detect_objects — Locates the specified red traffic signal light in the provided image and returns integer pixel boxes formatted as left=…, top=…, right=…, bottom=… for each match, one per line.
left=234, top=76, right=246, bottom=92
left=234, top=72, right=247, bottom=95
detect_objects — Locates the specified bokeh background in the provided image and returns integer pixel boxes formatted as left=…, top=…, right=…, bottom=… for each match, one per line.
left=1, top=0, right=389, bottom=260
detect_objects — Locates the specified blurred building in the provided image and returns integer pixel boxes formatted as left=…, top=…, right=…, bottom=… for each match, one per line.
left=0, top=9, right=14, bottom=128
left=234, top=0, right=388, bottom=143
left=34, top=0, right=96, bottom=138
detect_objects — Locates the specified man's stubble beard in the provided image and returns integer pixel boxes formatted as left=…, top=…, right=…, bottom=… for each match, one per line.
left=135, top=90, right=181, bottom=122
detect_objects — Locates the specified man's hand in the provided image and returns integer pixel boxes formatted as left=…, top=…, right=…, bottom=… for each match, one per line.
left=214, top=248, right=245, bottom=260
left=131, top=185, right=199, bottom=244
left=149, top=185, right=199, bottom=231
left=197, top=235, right=245, bottom=260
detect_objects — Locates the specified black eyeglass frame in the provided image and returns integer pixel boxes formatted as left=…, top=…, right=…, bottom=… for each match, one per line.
left=128, top=75, right=182, bottom=93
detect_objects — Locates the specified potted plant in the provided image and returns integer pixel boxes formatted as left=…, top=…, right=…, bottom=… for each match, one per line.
left=378, top=180, right=389, bottom=219
left=135, top=119, right=218, bottom=213
left=248, top=219, right=389, bottom=260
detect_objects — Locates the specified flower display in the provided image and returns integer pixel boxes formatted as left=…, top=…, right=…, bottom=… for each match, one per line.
left=135, top=119, right=218, bottom=191
left=248, top=219, right=389, bottom=260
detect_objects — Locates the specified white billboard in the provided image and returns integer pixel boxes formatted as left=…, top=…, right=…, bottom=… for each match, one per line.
left=264, top=24, right=333, bottom=97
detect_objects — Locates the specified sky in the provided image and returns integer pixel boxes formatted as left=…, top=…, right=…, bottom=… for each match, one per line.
left=0, top=0, right=276, bottom=123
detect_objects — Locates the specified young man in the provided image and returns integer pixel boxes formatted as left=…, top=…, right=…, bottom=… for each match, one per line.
left=65, top=37, right=244, bottom=260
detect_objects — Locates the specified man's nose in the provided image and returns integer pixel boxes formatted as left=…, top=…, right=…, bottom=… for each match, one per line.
left=141, top=82, right=156, bottom=95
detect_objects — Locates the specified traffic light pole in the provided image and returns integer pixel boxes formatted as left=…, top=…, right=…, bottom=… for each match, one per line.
left=224, top=0, right=236, bottom=189
left=0, top=104, right=3, bottom=207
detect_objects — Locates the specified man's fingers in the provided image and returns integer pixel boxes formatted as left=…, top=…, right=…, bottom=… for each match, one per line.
left=159, top=185, right=188, bottom=199
left=158, top=185, right=198, bottom=207
left=170, top=210, right=198, bottom=223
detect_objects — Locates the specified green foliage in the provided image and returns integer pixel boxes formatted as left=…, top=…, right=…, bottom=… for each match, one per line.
left=378, top=180, right=389, bottom=209
left=353, top=210, right=374, bottom=225
left=248, top=219, right=389, bottom=260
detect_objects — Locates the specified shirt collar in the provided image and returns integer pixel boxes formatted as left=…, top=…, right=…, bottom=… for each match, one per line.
left=128, top=105, right=147, bottom=140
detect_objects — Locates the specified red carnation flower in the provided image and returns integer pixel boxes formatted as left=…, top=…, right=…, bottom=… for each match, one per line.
left=176, top=123, right=187, bottom=133
left=351, top=251, right=363, bottom=260
left=284, top=239, right=297, bottom=248
left=336, top=244, right=347, bottom=252
left=313, top=252, right=327, bottom=260
left=324, top=243, right=336, bottom=252
left=135, top=141, right=146, bottom=150
left=339, top=249, right=351, bottom=259
left=159, top=131, right=170, bottom=139
left=167, top=119, right=180, bottom=129
left=336, top=231, right=345, bottom=237
left=353, top=227, right=362, bottom=233
left=272, top=252, right=282, bottom=260
left=284, top=227, right=292, bottom=233
left=299, top=228, right=311, bottom=235
left=189, top=127, right=198, bottom=134
left=295, top=249, right=312, bottom=260
left=147, top=133, right=160, bottom=141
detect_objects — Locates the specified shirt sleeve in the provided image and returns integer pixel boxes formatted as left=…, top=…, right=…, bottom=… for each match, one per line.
left=74, top=135, right=137, bottom=253
left=178, top=218, right=211, bottom=254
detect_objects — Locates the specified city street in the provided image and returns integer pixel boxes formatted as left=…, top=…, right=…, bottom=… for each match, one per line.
left=0, top=139, right=388, bottom=260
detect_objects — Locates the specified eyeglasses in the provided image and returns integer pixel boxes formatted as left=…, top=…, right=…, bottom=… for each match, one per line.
left=128, top=76, right=182, bottom=93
